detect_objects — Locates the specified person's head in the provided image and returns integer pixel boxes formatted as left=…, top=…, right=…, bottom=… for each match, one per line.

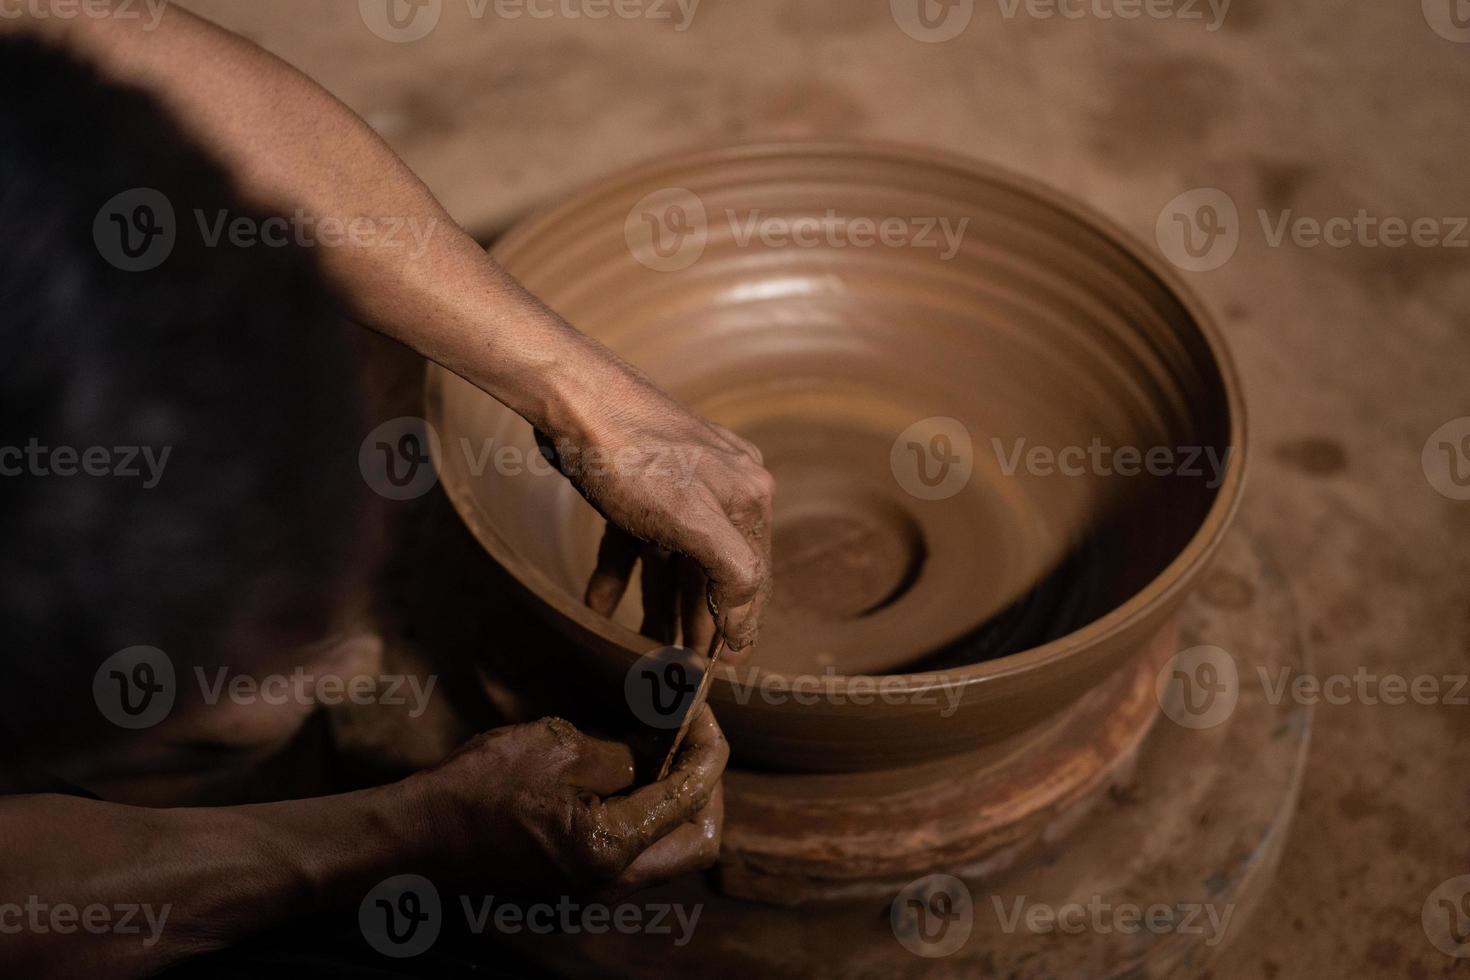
left=0, top=36, right=377, bottom=759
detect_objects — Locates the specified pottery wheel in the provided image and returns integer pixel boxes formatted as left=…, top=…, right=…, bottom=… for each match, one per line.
left=496, top=522, right=1311, bottom=977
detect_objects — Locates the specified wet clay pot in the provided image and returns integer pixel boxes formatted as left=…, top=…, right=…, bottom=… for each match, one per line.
left=426, top=141, right=1245, bottom=772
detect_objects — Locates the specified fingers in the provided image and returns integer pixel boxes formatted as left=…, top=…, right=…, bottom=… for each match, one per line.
left=678, top=556, right=715, bottom=651
left=706, top=435, right=774, bottom=652
left=564, top=735, right=637, bottom=797
left=577, top=415, right=774, bottom=653
left=613, top=783, right=723, bottom=893
left=585, top=524, right=641, bottom=618
left=639, top=546, right=679, bottom=645
left=600, top=707, right=727, bottom=853
left=682, top=502, right=768, bottom=652
left=714, top=477, right=775, bottom=653
left=710, top=422, right=764, bottom=466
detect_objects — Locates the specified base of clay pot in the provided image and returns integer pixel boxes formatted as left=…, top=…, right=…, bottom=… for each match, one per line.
left=496, top=525, right=1309, bottom=977
left=716, top=622, right=1171, bottom=904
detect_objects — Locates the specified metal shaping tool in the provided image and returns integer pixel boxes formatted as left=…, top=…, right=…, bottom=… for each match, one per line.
left=656, top=632, right=724, bottom=782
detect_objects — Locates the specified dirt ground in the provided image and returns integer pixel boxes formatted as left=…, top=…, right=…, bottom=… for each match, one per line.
left=177, top=1, right=1470, bottom=975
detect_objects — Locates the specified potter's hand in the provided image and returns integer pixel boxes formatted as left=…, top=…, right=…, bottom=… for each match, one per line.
left=4, top=3, right=774, bottom=650
left=3, top=4, right=775, bottom=649
left=539, top=362, right=774, bottom=654
left=405, top=709, right=726, bottom=893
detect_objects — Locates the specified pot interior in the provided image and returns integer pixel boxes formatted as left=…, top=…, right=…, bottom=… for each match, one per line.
left=431, top=144, right=1236, bottom=677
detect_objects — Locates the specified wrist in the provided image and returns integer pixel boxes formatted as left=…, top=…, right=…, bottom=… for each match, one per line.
left=455, top=296, right=602, bottom=439
left=410, top=254, right=635, bottom=443
left=497, top=318, right=634, bottom=447
left=278, top=782, right=440, bottom=910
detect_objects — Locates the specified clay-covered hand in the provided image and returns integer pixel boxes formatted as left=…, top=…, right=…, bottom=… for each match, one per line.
left=401, top=709, right=726, bottom=894
left=538, top=367, right=774, bottom=654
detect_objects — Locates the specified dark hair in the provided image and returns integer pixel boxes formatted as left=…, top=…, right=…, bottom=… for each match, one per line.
left=0, top=36, right=373, bottom=744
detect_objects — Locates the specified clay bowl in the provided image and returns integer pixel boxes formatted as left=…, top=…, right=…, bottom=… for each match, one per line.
left=427, top=141, right=1244, bottom=772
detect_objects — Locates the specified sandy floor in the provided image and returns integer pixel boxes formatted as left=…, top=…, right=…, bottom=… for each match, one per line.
left=177, top=1, right=1470, bottom=975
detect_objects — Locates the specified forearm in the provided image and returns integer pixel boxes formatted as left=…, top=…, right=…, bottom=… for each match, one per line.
left=0, top=787, right=418, bottom=978
left=2, top=3, right=606, bottom=432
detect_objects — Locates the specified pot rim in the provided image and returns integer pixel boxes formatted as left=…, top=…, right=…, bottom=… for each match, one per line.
left=434, top=138, right=1248, bottom=692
